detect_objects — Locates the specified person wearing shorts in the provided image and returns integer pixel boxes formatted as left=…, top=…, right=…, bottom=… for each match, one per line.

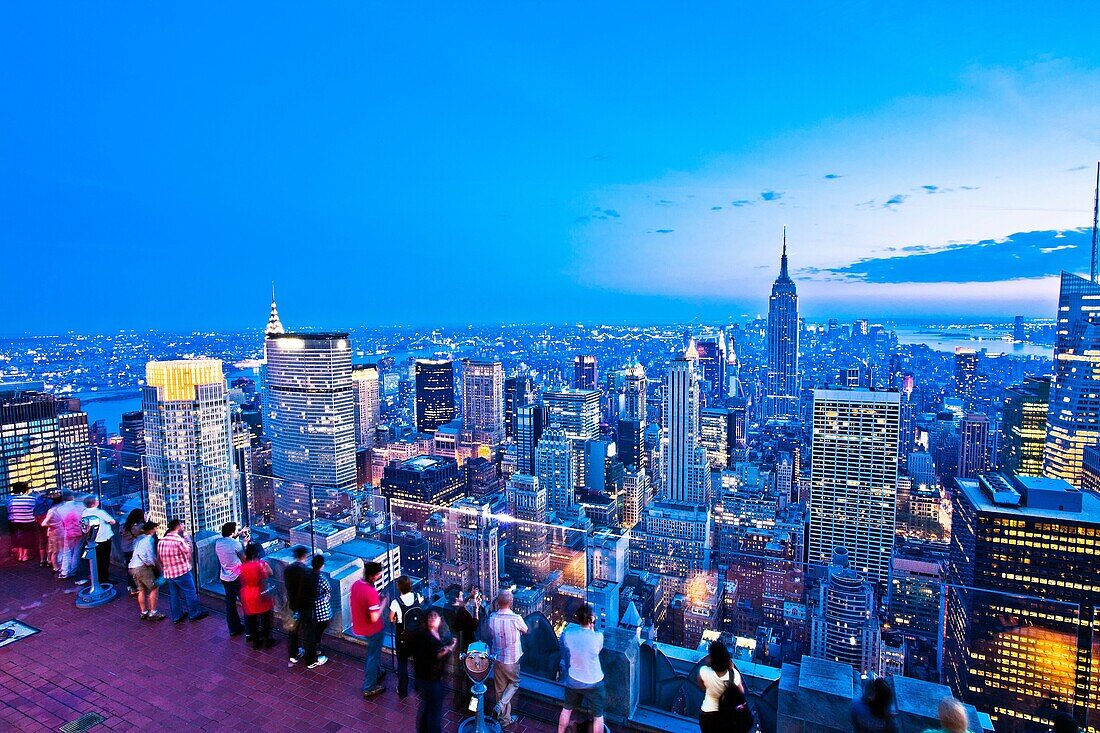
left=128, top=521, right=165, bottom=621
left=558, top=604, right=606, bottom=733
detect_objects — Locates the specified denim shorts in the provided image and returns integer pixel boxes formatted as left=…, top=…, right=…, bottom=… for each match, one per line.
left=564, top=680, right=606, bottom=717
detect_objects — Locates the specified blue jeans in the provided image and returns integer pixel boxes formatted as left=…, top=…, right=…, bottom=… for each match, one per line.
left=362, top=631, right=383, bottom=691
left=415, top=679, right=444, bottom=733
left=166, top=573, right=202, bottom=621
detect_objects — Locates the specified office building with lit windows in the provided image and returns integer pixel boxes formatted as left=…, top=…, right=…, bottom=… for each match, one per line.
left=265, top=333, right=357, bottom=528
left=352, top=363, right=380, bottom=450
left=1044, top=271, right=1100, bottom=486
left=143, top=359, right=240, bottom=533
left=809, top=388, right=900, bottom=587
left=461, top=359, right=504, bottom=444
left=764, top=233, right=800, bottom=419
left=414, top=359, right=456, bottom=434
left=381, top=455, right=463, bottom=507
left=947, top=471, right=1100, bottom=733
left=573, top=354, right=598, bottom=391
left=810, top=547, right=881, bottom=676
left=0, top=384, right=60, bottom=500
left=535, top=425, right=575, bottom=513
left=1000, top=377, right=1050, bottom=476
left=956, top=413, right=991, bottom=479
left=543, top=388, right=600, bottom=442
left=506, top=473, right=550, bottom=585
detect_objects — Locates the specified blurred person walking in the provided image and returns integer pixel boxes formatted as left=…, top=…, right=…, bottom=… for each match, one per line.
left=410, top=608, right=455, bottom=733
left=81, top=496, right=116, bottom=584
left=6, top=482, right=38, bottom=563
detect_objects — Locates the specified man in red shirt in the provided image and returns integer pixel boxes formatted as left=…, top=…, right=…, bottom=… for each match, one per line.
left=351, top=561, right=386, bottom=697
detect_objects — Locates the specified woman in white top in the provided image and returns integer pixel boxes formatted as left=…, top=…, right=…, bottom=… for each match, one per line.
left=696, top=641, right=745, bottom=733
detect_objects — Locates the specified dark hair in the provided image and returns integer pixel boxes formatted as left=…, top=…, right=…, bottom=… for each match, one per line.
left=11, top=481, right=30, bottom=494
left=311, top=554, right=325, bottom=570
left=425, top=608, right=442, bottom=622
left=575, top=603, right=595, bottom=626
left=141, top=521, right=159, bottom=533
left=124, top=509, right=145, bottom=534
left=244, top=542, right=262, bottom=561
left=166, top=519, right=183, bottom=532
left=865, top=678, right=894, bottom=718
left=1052, top=711, right=1078, bottom=733
left=221, top=522, right=237, bottom=538
left=364, top=561, right=383, bottom=579
left=291, top=545, right=309, bottom=560
left=707, top=641, right=732, bottom=674
left=397, top=575, right=413, bottom=595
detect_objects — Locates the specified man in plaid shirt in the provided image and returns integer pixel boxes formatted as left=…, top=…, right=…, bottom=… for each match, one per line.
left=157, top=519, right=208, bottom=624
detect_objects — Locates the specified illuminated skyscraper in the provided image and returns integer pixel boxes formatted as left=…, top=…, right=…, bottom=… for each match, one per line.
left=764, top=229, right=800, bottom=419
left=699, top=407, right=731, bottom=469
left=352, top=364, right=380, bottom=450
left=616, top=363, right=647, bottom=471
left=461, top=359, right=504, bottom=444
left=0, top=384, right=59, bottom=500
left=1000, top=377, right=1050, bottom=476
left=506, top=473, right=550, bottom=585
left=662, top=345, right=709, bottom=505
left=809, top=388, right=899, bottom=586
left=535, top=425, right=575, bottom=513
left=265, top=333, right=357, bottom=528
left=414, top=359, right=456, bottom=434
left=956, top=413, right=991, bottom=479
left=954, top=348, right=980, bottom=412
left=573, top=354, right=598, bottom=391
left=57, top=409, right=93, bottom=493
left=1044, top=272, right=1100, bottom=486
left=143, top=359, right=239, bottom=533
left=543, top=388, right=601, bottom=442
left=120, top=411, right=146, bottom=494
left=948, top=472, right=1100, bottom=733
left=515, top=403, right=544, bottom=475
left=504, top=374, right=534, bottom=439
left=695, top=336, right=726, bottom=403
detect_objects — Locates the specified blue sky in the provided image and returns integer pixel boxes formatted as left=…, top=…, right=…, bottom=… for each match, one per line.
left=2, top=3, right=1099, bottom=333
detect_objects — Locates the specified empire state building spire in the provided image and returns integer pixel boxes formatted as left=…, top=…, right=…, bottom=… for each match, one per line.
left=265, top=284, right=285, bottom=336
left=778, top=225, right=792, bottom=282
left=764, top=227, right=800, bottom=419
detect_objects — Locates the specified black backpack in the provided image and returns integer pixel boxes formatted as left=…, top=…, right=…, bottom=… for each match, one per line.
left=718, top=673, right=754, bottom=733
left=397, top=596, right=424, bottom=645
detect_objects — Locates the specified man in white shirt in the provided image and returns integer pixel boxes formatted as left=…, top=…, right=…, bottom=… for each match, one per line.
left=127, top=521, right=165, bottom=621
left=488, top=590, right=529, bottom=729
left=213, top=522, right=247, bottom=637
left=81, top=496, right=116, bottom=585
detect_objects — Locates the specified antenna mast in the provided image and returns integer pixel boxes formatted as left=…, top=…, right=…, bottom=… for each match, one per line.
left=1092, top=162, right=1099, bottom=284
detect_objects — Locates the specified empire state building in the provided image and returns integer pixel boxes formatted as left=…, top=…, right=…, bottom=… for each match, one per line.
left=764, top=229, right=800, bottom=419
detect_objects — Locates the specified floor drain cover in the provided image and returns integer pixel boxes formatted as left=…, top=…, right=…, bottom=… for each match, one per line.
left=59, top=713, right=106, bottom=733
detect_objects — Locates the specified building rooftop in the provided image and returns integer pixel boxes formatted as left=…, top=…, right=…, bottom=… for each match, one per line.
left=958, top=473, right=1100, bottom=523
left=0, top=562, right=549, bottom=733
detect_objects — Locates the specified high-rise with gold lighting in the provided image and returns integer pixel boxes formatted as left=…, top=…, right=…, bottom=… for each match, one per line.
left=142, top=359, right=239, bottom=533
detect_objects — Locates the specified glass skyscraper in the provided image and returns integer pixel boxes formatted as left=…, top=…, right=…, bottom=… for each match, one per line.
left=1044, top=271, right=1100, bottom=486
left=461, top=359, right=504, bottom=444
left=264, top=333, right=356, bottom=528
left=414, top=359, right=455, bottom=434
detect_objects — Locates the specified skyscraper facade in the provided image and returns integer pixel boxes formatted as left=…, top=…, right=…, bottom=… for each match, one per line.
left=265, top=333, right=357, bottom=528
left=57, top=409, right=92, bottom=493
left=764, top=233, right=800, bottom=420
left=956, top=413, right=991, bottom=479
left=143, top=359, right=239, bottom=533
left=504, top=374, right=534, bottom=439
left=809, top=388, right=900, bottom=586
left=0, top=385, right=59, bottom=499
left=948, top=472, right=1100, bottom=733
left=954, top=348, right=980, bottom=412
left=461, top=359, right=504, bottom=444
left=507, top=473, right=550, bottom=585
left=810, top=547, right=881, bottom=675
left=661, top=347, right=709, bottom=505
left=352, top=363, right=380, bottom=450
left=535, top=425, right=575, bottom=513
left=616, top=363, right=647, bottom=471
left=415, top=359, right=456, bottom=434
left=515, top=403, right=544, bottom=475
left=543, top=388, right=601, bottom=442
left=573, top=354, right=598, bottom=391
left=695, top=335, right=726, bottom=403
left=1000, top=377, right=1050, bottom=476
left=120, top=410, right=146, bottom=494
left=1044, top=272, right=1100, bottom=486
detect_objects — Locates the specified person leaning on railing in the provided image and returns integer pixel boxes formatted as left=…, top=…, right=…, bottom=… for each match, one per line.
left=696, top=640, right=747, bottom=733
left=558, top=604, right=606, bottom=733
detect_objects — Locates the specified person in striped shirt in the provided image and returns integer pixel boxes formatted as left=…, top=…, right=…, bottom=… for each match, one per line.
left=6, top=482, right=38, bottom=562
left=488, top=590, right=528, bottom=729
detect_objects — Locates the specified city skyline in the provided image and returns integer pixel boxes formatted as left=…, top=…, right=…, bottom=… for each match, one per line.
left=3, top=5, right=1100, bottom=332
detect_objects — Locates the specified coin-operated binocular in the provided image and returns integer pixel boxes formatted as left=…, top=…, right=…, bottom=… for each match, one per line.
left=75, top=515, right=116, bottom=609
left=458, top=641, right=502, bottom=733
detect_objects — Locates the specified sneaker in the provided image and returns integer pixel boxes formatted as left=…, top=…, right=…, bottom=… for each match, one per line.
left=500, top=715, right=518, bottom=728
left=140, top=612, right=150, bottom=621
left=362, top=685, right=385, bottom=698
left=148, top=612, right=166, bottom=621
left=189, top=611, right=209, bottom=622
left=288, top=657, right=301, bottom=667
left=173, top=617, right=188, bottom=625
left=307, top=656, right=328, bottom=669
left=229, top=628, right=245, bottom=637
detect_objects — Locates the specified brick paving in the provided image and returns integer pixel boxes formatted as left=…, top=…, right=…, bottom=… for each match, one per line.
left=0, top=559, right=554, bottom=733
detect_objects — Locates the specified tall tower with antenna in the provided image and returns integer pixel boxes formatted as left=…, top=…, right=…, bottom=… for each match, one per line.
left=764, top=227, right=800, bottom=420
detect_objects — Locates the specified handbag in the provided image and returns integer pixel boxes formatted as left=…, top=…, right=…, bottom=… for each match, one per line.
left=283, top=609, right=300, bottom=633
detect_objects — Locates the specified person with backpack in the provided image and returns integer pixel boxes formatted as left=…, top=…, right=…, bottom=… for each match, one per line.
left=852, top=678, right=899, bottom=733
left=697, top=641, right=750, bottom=733
left=389, top=575, right=424, bottom=698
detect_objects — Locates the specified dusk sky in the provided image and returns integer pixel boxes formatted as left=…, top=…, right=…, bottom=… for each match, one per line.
left=2, top=4, right=1099, bottom=334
